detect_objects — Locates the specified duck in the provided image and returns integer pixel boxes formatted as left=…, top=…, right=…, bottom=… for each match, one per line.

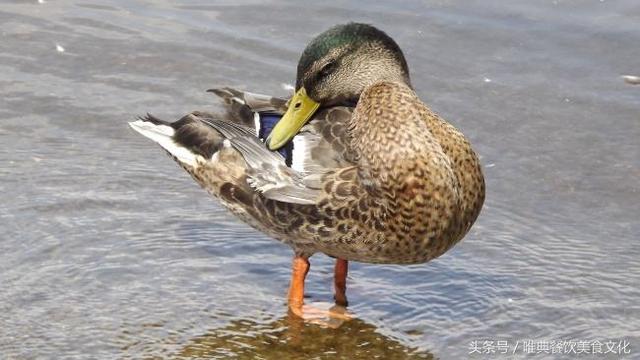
left=129, top=23, right=485, bottom=319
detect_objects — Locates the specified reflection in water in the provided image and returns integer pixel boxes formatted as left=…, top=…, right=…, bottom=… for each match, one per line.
left=172, top=312, right=432, bottom=359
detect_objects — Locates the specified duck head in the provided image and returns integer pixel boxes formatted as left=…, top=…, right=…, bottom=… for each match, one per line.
left=267, top=23, right=411, bottom=150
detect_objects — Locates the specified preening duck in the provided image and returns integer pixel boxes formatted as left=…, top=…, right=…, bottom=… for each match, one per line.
left=130, top=23, right=485, bottom=319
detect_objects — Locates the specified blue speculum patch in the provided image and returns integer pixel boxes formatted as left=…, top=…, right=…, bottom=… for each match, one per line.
left=257, top=112, right=294, bottom=167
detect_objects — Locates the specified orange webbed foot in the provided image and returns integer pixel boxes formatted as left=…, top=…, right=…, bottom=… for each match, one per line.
left=289, top=302, right=353, bottom=328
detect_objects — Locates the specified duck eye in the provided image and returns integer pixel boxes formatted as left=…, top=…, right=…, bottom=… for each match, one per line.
left=319, top=61, right=336, bottom=77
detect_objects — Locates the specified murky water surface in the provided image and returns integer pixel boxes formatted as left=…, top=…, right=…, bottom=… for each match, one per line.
left=1, top=1, right=638, bottom=359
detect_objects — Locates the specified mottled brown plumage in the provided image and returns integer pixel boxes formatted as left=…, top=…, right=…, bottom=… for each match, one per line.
left=130, top=23, right=484, bottom=316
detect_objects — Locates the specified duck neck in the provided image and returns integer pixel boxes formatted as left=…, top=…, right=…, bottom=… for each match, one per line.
left=350, top=81, right=452, bottom=192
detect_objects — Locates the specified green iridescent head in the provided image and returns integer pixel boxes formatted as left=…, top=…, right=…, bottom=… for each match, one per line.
left=295, top=23, right=411, bottom=106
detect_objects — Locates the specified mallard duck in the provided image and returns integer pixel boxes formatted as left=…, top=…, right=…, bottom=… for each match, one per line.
left=130, top=23, right=484, bottom=318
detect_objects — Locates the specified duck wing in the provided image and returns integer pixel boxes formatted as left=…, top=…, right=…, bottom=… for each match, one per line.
left=208, top=87, right=356, bottom=167
left=207, top=87, right=288, bottom=130
left=204, top=88, right=359, bottom=204
left=129, top=87, right=359, bottom=206
left=199, top=116, right=323, bottom=204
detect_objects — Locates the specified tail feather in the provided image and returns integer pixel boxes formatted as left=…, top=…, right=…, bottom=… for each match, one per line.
left=138, top=113, right=171, bottom=126
left=129, top=115, right=200, bottom=167
left=130, top=110, right=321, bottom=205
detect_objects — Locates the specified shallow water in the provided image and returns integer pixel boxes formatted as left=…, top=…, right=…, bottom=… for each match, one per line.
left=1, top=1, right=639, bottom=359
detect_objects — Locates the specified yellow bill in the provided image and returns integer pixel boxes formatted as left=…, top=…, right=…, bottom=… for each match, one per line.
left=267, top=87, right=320, bottom=150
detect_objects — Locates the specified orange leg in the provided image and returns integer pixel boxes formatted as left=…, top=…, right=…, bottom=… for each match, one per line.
left=288, top=255, right=310, bottom=313
left=334, top=258, right=349, bottom=306
left=287, top=255, right=352, bottom=325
